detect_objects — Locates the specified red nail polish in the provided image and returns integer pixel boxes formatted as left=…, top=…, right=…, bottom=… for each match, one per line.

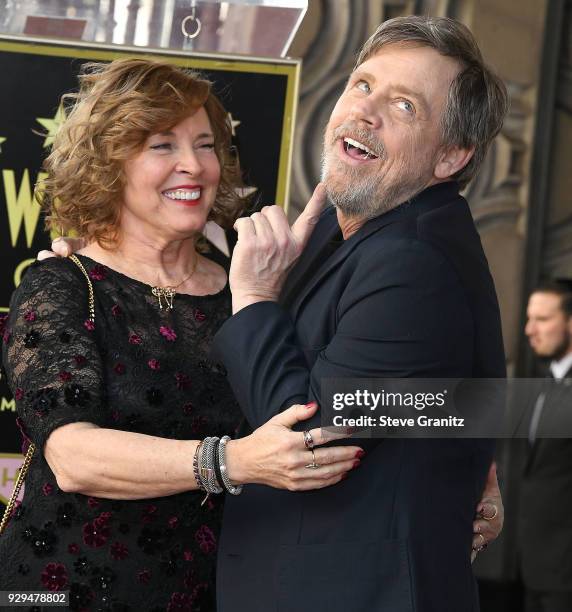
left=305, top=401, right=318, bottom=409
left=352, top=460, right=361, bottom=469
left=355, top=450, right=365, bottom=459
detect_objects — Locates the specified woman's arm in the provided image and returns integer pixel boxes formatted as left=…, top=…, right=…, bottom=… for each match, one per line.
left=45, top=403, right=362, bottom=499
left=45, top=422, right=200, bottom=499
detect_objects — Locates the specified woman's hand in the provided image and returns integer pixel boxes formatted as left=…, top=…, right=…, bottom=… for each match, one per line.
left=226, top=401, right=363, bottom=491
left=471, top=461, right=504, bottom=562
left=230, top=184, right=326, bottom=314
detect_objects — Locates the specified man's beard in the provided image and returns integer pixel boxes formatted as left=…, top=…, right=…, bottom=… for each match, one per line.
left=536, top=334, right=572, bottom=363
left=320, top=121, right=434, bottom=220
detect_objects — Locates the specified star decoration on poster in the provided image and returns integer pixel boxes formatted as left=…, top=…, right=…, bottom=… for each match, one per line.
left=0, top=137, right=6, bottom=154
left=227, top=113, right=257, bottom=200
left=228, top=113, right=241, bottom=137
left=36, top=103, right=65, bottom=148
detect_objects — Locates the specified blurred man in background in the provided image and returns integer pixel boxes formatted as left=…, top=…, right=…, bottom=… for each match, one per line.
left=519, top=280, right=572, bottom=612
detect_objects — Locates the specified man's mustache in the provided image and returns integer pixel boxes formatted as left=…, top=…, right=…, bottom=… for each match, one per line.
left=331, top=121, right=386, bottom=160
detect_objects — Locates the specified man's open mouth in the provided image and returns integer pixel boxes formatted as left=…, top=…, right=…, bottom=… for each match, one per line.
left=342, top=137, right=379, bottom=160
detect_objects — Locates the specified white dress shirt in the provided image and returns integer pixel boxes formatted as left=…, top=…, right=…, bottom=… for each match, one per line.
left=550, top=351, right=572, bottom=381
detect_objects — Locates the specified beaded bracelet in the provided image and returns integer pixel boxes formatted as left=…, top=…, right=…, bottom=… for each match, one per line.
left=193, top=440, right=205, bottom=491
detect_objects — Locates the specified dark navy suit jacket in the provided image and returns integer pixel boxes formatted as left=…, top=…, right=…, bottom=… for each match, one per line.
left=212, top=181, right=506, bottom=612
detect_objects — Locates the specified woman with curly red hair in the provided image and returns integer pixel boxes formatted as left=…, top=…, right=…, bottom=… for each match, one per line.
left=0, top=58, right=360, bottom=611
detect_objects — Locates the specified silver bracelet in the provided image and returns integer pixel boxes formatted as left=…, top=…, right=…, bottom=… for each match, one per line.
left=200, top=437, right=223, bottom=494
left=217, top=435, right=243, bottom=496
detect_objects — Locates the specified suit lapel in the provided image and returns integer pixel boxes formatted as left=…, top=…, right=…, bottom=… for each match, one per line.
left=280, top=207, right=340, bottom=309
left=282, top=206, right=405, bottom=320
left=282, top=182, right=463, bottom=320
left=524, top=372, right=565, bottom=472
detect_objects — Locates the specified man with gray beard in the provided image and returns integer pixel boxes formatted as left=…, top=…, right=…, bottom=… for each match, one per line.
left=46, top=14, right=507, bottom=612
left=213, top=15, right=509, bottom=612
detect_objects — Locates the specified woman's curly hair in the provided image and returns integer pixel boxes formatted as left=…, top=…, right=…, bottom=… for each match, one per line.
left=41, top=58, right=246, bottom=248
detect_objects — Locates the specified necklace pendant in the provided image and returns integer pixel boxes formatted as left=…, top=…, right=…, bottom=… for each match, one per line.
left=151, top=286, right=161, bottom=309
left=151, top=286, right=175, bottom=311
left=164, top=287, right=175, bottom=311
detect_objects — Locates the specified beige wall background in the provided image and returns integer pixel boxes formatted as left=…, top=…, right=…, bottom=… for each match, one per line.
left=287, top=0, right=572, bottom=377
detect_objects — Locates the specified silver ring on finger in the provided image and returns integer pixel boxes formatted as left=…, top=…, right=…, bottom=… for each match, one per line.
left=304, top=448, right=320, bottom=469
left=303, top=430, right=315, bottom=450
left=474, top=533, right=486, bottom=550
left=482, top=504, right=498, bottom=521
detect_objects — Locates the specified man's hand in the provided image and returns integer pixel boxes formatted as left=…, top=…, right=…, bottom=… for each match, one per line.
left=471, top=461, right=504, bottom=562
left=230, top=184, right=326, bottom=314
left=37, top=237, right=86, bottom=261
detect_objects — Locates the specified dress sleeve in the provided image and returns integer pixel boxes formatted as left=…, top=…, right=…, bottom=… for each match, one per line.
left=1, top=258, right=107, bottom=451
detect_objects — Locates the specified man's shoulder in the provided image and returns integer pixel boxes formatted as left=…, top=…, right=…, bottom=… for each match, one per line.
left=352, top=235, right=458, bottom=287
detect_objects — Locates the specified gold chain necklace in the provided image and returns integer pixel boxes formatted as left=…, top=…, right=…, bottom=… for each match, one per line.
left=151, top=258, right=198, bottom=311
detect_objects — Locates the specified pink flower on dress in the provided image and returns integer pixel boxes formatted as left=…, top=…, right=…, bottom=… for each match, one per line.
left=141, top=504, right=157, bottom=524
left=87, top=497, right=100, bottom=508
left=183, top=568, right=195, bottom=590
left=159, top=326, right=177, bottom=341
left=195, top=524, right=216, bottom=555
left=74, top=355, right=87, bottom=367
left=113, top=363, right=126, bottom=375
left=194, top=309, right=207, bottom=322
left=14, top=388, right=24, bottom=401
left=58, top=371, right=72, bottom=382
left=3, top=329, right=11, bottom=344
left=167, top=592, right=192, bottom=611
left=41, top=562, right=68, bottom=591
left=24, top=310, right=37, bottom=322
left=88, top=265, right=107, bottom=281
left=167, top=516, right=179, bottom=529
left=111, top=304, right=122, bottom=317
left=42, top=483, right=54, bottom=496
left=174, top=372, right=190, bottom=390
left=128, top=333, right=142, bottom=345
left=183, top=550, right=194, bottom=562
left=148, top=359, right=161, bottom=370
left=84, top=320, right=95, bottom=331
left=68, top=543, right=80, bottom=555
left=96, top=511, right=112, bottom=525
left=110, top=541, right=129, bottom=560
left=183, top=402, right=193, bottom=415
left=82, top=520, right=110, bottom=548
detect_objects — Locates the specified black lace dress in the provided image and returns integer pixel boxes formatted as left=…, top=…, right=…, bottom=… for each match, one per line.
left=0, top=252, right=241, bottom=611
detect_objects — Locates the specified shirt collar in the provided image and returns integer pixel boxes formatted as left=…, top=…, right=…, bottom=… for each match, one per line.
left=550, top=352, right=572, bottom=380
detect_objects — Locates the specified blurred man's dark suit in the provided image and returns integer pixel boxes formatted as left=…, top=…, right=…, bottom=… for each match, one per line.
left=213, top=181, right=506, bottom=612
left=517, top=364, right=572, bottom=611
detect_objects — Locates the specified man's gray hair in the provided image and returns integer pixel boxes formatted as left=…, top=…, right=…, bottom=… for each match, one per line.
left=355, top=15, right=509, bottom=188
